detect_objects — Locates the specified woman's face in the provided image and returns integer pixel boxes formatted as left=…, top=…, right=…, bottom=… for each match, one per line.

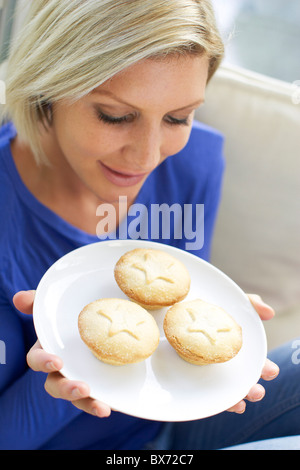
left=51, top=54, right=209, bottom=204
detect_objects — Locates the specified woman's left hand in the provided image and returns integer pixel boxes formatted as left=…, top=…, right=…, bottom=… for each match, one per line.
left=226, top=294, right=280, bottom=414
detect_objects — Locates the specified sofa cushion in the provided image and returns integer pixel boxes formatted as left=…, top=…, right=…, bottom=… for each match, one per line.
left=196, top=65, right=300, bottom=323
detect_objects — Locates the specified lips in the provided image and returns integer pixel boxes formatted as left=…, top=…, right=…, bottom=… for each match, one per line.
left=99, top=161, right=148, bottom=187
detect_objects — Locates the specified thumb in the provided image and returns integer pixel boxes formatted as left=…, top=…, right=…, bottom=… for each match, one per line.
left=13, top=290, right=36, bottom=315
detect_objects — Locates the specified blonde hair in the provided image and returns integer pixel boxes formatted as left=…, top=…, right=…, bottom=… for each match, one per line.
left=2, top=0, right=224, bottom=164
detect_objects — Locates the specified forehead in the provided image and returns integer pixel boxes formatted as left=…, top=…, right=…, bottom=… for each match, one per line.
left=91, top=55, right=209, bottom=110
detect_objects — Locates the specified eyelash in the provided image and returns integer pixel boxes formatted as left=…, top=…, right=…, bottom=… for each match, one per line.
left=166, top=116, right=189, bottom=127
left=97, top=111, right=134, bottom=125
left=96, top=110, right=189, bottom=127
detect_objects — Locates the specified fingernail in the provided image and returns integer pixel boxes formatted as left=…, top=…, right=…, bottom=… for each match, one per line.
left=71, top=388, right=83, bottom=399
left=92, top=407, right=101, bottom=417
left=46, top=361, right=57, bottom=371
left=92, top=406, right=110, bottom=418
left=231, top=402, right=246, bottom=414
left=236, top=407, right=246, bottom=414
left=268, top=366, right=280, bottom=380
left=254, top=391, right=265, bottom=402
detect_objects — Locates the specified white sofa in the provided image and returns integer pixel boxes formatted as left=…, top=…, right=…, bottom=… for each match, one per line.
left=196, top=64, right=300, bottom=350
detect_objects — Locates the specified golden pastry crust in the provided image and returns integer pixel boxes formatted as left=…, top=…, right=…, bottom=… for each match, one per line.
left=163, top=299, right=243, bottom=365
left=114, top=248, right=191, bottom=310
left=78, top=298, right=160, bottom=365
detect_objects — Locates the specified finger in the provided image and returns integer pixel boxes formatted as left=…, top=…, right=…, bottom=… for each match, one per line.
left=227, top=363, right=279, bottom=415
left=248, top=294, right=275, bottom=321
left=44, top=373, right=111, bottom=417
left=71, top=397, right=111, bottom=418
left=13, top=290, right=36, bottom=315
left=260, top=358, right=280, bottom=381
left=26, top=340, right=63, bottom=372
left=44, top=372, right=90, bottom=400
left=227, top=400, right=246, bottom=414
left=244, top=383, right=265, bottom=402
left=227, top=384, right=265, bottom=414
left=226, top=358, right=279, bottom=414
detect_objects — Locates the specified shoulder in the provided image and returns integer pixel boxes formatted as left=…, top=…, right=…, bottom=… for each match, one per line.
left=0, top=121, right=17, bottom=146
left=186, top=120, right=224, bottom=155
left=158, top=120, right=225, bottom=185
left=0, top=122, right=16, bottom=192
left=176, top=120, right=224, bottom=171
left=0, top=123, right=19, bottom=239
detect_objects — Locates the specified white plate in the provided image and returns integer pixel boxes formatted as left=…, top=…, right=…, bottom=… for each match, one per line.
left=33, top=239, right=267, bottom=422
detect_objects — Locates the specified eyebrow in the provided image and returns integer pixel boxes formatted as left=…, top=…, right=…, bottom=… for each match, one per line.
left=91, top=89, right=204, bottom=111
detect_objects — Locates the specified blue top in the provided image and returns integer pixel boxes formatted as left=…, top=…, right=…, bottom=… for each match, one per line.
left=0, top=121, right=224, bottom=450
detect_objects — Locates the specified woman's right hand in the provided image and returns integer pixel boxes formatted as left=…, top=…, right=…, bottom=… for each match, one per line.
left=13, top=290, right=111, bottom=418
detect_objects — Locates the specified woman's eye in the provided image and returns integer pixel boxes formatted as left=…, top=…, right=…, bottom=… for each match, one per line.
left=96, top=108, right=190, bottom=127
left=165, top=115, right=190, bottom=126
left=97, top=110, right=135, bottom=125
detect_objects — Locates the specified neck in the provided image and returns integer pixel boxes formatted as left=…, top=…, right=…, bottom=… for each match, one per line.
left=10, top=132, right=129, bottom=236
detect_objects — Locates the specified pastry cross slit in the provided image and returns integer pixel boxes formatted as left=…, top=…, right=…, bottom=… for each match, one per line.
left=130, top=252, right=176, bottom=285
left=186, top=308, right=231, bottom=345
left=97, top=305, right=145, bottom=340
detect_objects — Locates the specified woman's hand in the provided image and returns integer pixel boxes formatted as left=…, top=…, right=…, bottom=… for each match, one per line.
left=14, top=290, right=279, bottom=417
left=226, top=294, right=280, bottom=414
left=13, top=290, right=111, bottom=418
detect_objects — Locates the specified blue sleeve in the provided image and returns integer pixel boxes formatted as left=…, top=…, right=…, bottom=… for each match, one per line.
left=172, top=123, right=225, bottom=262
left=0, top=302, right=26, bottom=391
left=187, top=122, right=225, bottom=262
left=0, top=302, right=82, bottom=450
left=198, top=149, right=225, bottom=262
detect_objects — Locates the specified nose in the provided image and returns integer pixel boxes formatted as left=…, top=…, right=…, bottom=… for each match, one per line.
left=124, top=122, right=162, bottom=173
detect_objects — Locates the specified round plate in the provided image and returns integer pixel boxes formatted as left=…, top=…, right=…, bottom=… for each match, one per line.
left=33, top=239, right=267, bottom=422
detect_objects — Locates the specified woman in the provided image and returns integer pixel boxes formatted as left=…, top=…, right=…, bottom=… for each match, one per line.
left=0, top=0, right=294, bottom=450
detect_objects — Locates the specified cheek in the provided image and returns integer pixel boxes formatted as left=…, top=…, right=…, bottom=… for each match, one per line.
left=163, top=127, right=192, bottom=158
left=53, top=114, right=109, bottom=162
left=69, top=132, right=102, bottom=160
left=52, top=102, right=108, bottom=162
